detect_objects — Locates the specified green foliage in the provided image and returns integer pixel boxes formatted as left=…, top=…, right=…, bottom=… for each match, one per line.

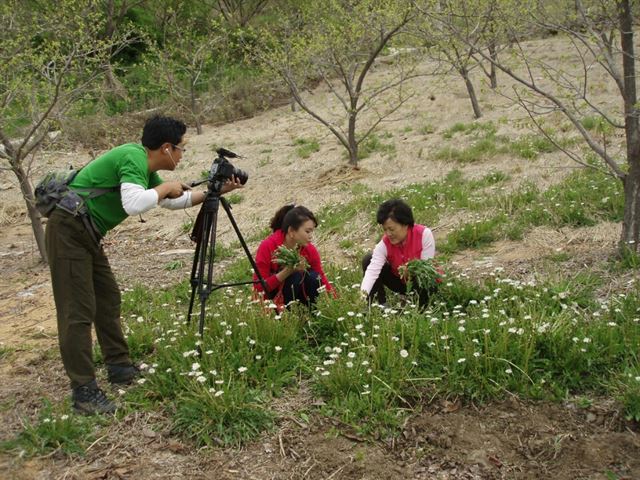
left=273, top=245, right=307, bottom=269
left=119, top=281, right=307, bottom=446
left=0, top=0, right=131, bottom=141
left=440, top=216, right=506, bottom=253
left=358, top=133, right=396, bottom=160
left=419, top=124, right=436, bottom=135
left=10, top=231, right=638, bottom=450
left=226, top=193, right=244, bottom=205
left=399, top=259, right=444, bottom=291
left=181, top=219, right=195, bottom=234
left=435, top=121, right=570, bottom=163
left=0, top=345, right=14, bottom=361
left=294, top=138, right=320, bottom=158
left=0, top=401, right=106, bottom=457
left=165, top=260, right=185, bottom=271
left=615, top=248, right=640, bottom=271
left=442, top=122, right=497, bottom=139
left=581, top=116, right=614, bottom=136
left=507, top=134, right=558, bottom=160
left=621, top=375, right=640, bottom=422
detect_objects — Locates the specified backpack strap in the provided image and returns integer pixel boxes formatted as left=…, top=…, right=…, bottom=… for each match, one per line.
left=71, top=185, right=120, bottom=199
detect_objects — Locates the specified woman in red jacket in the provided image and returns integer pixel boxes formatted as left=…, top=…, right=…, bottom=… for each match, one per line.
left=253, top=204, right=333, bottom=310
left=360, top=199, right=436, bottom=307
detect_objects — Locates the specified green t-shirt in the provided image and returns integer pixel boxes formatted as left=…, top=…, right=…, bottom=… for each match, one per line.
left=70, top=143, right=163, bottom=235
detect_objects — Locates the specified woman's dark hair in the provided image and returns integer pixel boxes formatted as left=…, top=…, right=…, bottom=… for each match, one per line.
left=270, top=205, right=318, bottom=233
left=141, top=115, right=187, bottom=150
left=376, top=199, right=414, bottom=227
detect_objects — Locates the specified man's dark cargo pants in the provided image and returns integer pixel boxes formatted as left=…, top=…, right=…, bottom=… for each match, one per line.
left=45, top=209, right=130, bottom=389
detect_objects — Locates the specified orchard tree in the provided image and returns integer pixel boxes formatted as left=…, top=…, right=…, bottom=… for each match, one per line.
left=149, top=4, right=228, bottom=135
left=433, top=0, right=640, bottom=255
left=98, top=0, right=145, bottom=101
left=215, top=0, right=270, bottom=28
left=413, top=0, right=511, bottom=119
left=254, top=0, right=418, bottom=168
left=0, top=0, right=131, bottom=262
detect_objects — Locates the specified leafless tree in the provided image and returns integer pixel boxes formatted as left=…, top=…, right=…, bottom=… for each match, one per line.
left=429, top=0, right=639, bottom=254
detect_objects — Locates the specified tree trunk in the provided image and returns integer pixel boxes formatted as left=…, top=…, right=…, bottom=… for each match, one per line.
left=347, top=113, right=359, bottom=167
left=13, top=163, right=47, bottom=262
left=618, top=0, right=639, bottom=254
left=461, top=70, right=482, bottom=119
left=488, top=43, right=498, bottom=89
left=190, top=84, right=203, bottom=135
left=620, top=160, right=640, bottom=253
left=103, top=62, right=128, bottom=101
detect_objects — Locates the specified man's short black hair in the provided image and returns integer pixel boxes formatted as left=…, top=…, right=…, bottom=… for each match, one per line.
left=141, top=115, right=187, bottom=150
left=376, top=199, right=414, bottom=227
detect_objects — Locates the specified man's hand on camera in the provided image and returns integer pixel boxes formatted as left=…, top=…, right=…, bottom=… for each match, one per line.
left=158, top=181, right=190, bottom=200
left=221, top=176, right=244, bottom=194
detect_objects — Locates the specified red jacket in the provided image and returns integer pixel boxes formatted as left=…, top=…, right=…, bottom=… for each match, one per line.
left=253, top=230, right=333, bottom=295
left=382, top=224, right=426, bottom=277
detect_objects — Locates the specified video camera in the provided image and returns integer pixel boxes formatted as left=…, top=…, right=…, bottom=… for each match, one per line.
left=190, top=147, right=249, bottom=194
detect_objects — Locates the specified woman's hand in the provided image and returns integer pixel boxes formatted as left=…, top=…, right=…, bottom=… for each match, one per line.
left=293, top=258, right=308, bottom=272
left=220, top=175, right=244, bottom=194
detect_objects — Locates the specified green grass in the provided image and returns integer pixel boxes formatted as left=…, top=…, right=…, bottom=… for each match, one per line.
left=164, top=260, right=185, bottom=271
left=226, top=193, right=244, bottom=204
left=435, top=121, right=566, bottom=163
left=419, top=124, right=435, bottom=135
left=294, top=137, right=320, bottom=159
left=5, top=160, right=635, bottom=455
left=0, top=401, right=107, bottom=456
left=7, top=245, right=638, bottom=453
left=581, top=115, right=614, bottom=136
left=442, top=121, right=496, bottom=139
left=318, top=165, right=623, bottom=255
left=0, top=345, right=14, bottom=361
left=358, top=133, right=396, bottom=160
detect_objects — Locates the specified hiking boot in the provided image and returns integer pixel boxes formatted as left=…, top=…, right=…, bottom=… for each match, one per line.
left=72, top=380, right=116, bottom=415
left=107, top=363, right=141, bottom=385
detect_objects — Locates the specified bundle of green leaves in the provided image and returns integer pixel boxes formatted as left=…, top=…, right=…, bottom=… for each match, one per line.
left=399, top=258, right=443, bottom=291
left=273, top=245, right=308, bottom=270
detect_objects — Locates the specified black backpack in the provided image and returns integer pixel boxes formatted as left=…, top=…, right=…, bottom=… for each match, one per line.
left=34, top=168, right=118, bottom=217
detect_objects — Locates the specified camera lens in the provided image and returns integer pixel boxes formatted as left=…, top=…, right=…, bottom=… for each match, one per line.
left=233, top=168, right=249, bottom=185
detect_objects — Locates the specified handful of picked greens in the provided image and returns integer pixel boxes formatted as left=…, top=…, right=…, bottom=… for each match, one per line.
left=273, top=245, right=308, bottom=270
left=398, top=258, right=443, bottom=291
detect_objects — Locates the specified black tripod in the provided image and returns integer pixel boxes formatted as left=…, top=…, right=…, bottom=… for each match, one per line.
left=187, top=189, right=267, bottom=354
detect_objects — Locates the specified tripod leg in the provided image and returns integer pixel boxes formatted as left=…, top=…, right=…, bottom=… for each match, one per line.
left=191, top=198, right=221, bottom=356
left=187, top=230, right=204, bottom=323
left=220, top=197, right=268, bottom=292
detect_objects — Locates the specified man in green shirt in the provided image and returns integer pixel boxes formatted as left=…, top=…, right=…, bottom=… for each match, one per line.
left=46, top=116, right=240, bottom=414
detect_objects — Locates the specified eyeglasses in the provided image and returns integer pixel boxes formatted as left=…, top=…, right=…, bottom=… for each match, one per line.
left=172, top=144, right=186, bottom=153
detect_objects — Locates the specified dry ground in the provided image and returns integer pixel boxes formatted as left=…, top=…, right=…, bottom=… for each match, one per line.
left=1, top=34, right=639, bottom=479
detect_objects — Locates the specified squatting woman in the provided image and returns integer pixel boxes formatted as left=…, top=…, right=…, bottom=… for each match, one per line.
left=361, top=199, right=437, bottom=307
left=253, top=204, right=333, bottom=310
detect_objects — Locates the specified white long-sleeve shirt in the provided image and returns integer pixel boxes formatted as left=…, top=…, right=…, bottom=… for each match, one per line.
left=120, top=182, right=193, bottom=216
left=360, top=227, right=435, bottom=294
